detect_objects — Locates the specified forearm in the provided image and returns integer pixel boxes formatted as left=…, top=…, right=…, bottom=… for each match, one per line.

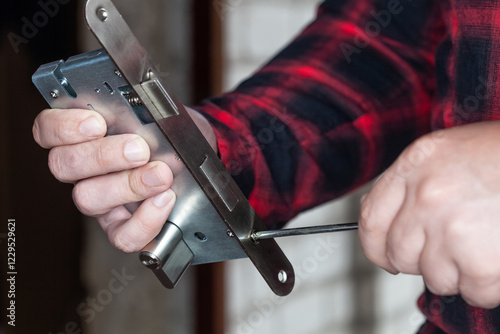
left=194, top=0, right=447, bottom=228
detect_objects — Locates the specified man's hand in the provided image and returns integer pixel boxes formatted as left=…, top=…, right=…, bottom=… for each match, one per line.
left=359, top=121, right=500, bottom=309
left=33, top=108, right=177, bottom=253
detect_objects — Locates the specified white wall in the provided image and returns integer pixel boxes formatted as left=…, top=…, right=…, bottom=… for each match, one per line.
left=221, top=1, right=424, bottom=333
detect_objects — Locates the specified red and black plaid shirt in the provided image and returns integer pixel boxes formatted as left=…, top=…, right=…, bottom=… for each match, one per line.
left=195, top=0, right=500, bottom=332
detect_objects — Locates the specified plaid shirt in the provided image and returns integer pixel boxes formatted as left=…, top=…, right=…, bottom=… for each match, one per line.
left=195, top=0, right=500, bottom=332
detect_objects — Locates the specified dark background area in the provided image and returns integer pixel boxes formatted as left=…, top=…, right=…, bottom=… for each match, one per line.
left=1, top=1, right=84, bottom=333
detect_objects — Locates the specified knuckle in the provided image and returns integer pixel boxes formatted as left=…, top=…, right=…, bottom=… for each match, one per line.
left=442, top=217, right=467, bottom=242
left=478, top=296, right=500, bottom=309
left=32, top=116, right=43, bottom=147
left=359, top=197, right=387, bottom=236
left=49, top=146, right=83, bottom=182
left=386, top=240, right=405, bottom=262
left=94, top=141, right=115, bottom=169
left=126, top=169, right=148, bottom=199
left=54, top=118, right=69, bottom=146
left=414, top=177, right=448, bottom=207
left=358, top=239, right=387, bottom=270
left=134, top=215, right=159, bottom=240
left=477, top=299, right=500, bottom=309
left=464, top=265, right=498, bottom=285
left=363, top=249, right=384, bottom=268
left=359, top=200, right=374, bottom=231
left=424, top=280, right=444, bottom=296
left=109, top=231, right=137, bottom=253
left=424, top=275, right=457, bottom=296
left=48, top=148, right=69, bottom=182
left=462, top=290, right=500, bottom=309
left=387, top=243, right=414, bottom=272
left=72, top=182, right=95, bottom=216
left=459, top=254, right=500, bottom=288
left=33, top=110, right=54, bottom=148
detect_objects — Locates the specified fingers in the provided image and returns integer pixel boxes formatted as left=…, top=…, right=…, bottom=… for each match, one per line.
left=97, top=189, right=176, bottom=253
left=458, top=245, right=500, bottom=308
left=34, top=108, right=179, bottom=255
left=49, top=134, right=150, bottom=182
left=419, top=240, right=459, bottom=296
left=385, top=197, right=426, bottom=275
left=460, top=274, right=500, bottom=309
left=33, top=109, right=106, bottom=148
left=385, top=222, right=425, bottom=275
left=72, top=161, right=173, bottom=216
left=358, top=167, right=406, bottom=274
left=454, top=223, right=500, bottom=309
left=358, top=125, right=500, bottom=308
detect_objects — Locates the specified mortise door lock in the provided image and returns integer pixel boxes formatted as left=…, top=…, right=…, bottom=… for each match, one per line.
left=32, top=0, right=357, bottom=296
left=32, top=0, right=294, bottom=296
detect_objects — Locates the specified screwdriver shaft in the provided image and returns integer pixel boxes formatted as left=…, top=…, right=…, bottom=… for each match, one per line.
left=251, top=222, right=358, bottom=241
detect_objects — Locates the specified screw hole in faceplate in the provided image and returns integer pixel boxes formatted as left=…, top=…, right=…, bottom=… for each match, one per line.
left=194, top=232, right=207, bottom=242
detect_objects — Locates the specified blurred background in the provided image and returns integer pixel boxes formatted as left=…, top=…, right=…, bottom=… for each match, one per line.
left=1, top=0, right=424, bottom=333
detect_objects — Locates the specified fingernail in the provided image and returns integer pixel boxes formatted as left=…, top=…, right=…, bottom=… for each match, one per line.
left=142, top=167, right=165, bottom=187
left=124, top=138, right=147, bottom=162
left=153, top=190, right=175, bottom=208
left=80, top=117, right=103, bottom=137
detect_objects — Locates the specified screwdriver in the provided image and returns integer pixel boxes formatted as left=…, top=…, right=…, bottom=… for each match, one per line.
left=251, top=222, right=359, bottom=242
